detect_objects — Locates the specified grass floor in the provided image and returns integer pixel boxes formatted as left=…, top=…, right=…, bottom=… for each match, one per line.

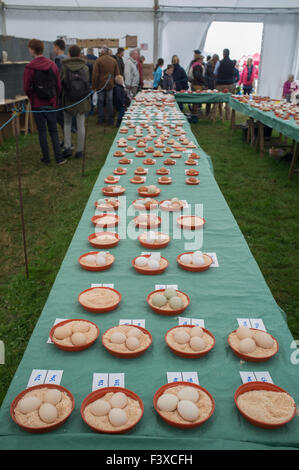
left=0, top=109, right=298, bottom=405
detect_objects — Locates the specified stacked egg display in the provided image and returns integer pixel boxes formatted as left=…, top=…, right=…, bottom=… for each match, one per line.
left=79, top=251, right=114, bottom=271
left=133, top=252, right=168, bottom=274
left=51, top=320, right=99, bottom=351
left=102, top=325, right=152, bottom=357
left=82, top=389, right=144, bottom=433
left=228, top=326, right=279, bottom=361
left=177, top=251, right=212, bottom=272
left=154, top=384, right=214, bottom=428
left=165, top=325, right=215, bottom=357
left=12, top=385, right=74, bottom=431
left=147, top=288, right=189, bottom=315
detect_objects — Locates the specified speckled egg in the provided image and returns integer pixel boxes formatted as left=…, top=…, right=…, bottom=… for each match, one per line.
left=151, top=293, right=167, bottom=307
left=169, top=296, right=184, bottom=310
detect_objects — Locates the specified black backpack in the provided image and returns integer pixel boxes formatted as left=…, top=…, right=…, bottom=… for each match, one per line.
left=33, top=68, right=57, bottom=100
left=64, top=67, right=89, bottom=102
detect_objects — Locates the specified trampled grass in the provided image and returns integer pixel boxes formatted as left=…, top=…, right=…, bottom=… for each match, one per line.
left=0, top=110, right=298, bottom=405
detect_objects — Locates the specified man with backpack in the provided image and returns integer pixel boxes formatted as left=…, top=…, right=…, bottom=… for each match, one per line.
left=53, top=38, right=67, bottom=141
left=60, top=44, right=91, bottom=159
left=24, top=38, right=66, bottom=165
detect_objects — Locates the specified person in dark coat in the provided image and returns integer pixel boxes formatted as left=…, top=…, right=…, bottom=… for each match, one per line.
left=114, top=47, right=125, bottom=77
left=204, top=54, right=219, bottom=115
left=162, top=65, right=175, bottom=91
left=171, top=55, right=188, bottom=91
left=113, top=75, right=130, bottom=127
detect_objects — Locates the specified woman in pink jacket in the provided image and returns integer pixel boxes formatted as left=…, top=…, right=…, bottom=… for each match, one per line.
left=239, top=58, right=256, bottom=95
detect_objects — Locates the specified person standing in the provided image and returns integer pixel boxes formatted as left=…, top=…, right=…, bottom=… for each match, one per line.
left=86, top=48, right=98, bottom=61
left=239, top=57, right=256, bottom=95
left=283, top=74, right=299, bottom=103
left=172, top=55, right=188, bottom=91
left=162, top=64, right=175, bottom=91
left=24, top=38, right=66, bottom=165
left=113, top=75, right=130, bottom=127
left=92, top=46, right=120, bottom=125
left=53, top=39, right=67, bottom=139
left=187, top=50, right=205, bottom=115
left=153, top=58, right=164, bottom=89
left=124, top=50, right=140, bottom=99
left=136, top=49, right=144, bottom=89
left=204, top=54, right=219, bottom=116
left=114, top=47, right=125, bottom=77
left=60, top=44, right=90, bottom=159
left=214, top=48, right=235, bottom=119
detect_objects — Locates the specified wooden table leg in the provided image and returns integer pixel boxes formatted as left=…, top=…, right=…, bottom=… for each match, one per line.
left=288, top=141, right=299, bottom=179
left=230, top=109, right=236, bottom=132
left=259, top=122, right=264, bottom=157
left=250, top=119, right=255, bottom=145
left=255, top=122, right=260, bottom=151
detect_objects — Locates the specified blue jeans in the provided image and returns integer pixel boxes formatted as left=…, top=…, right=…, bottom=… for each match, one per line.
left=33, top=107, right=62, bottom=162
left=97, top=89, right=113, bottom=124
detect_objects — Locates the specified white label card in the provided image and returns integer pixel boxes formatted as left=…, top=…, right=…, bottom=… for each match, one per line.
left=167, top=372, right=182, bottom=383
left=182, top=372, right=199, bottom=385
left=239, top=371, right=256, bottom=384
left=254, top=371, right=273, bottom=383
left=205, top=253, right=219, bottom=267
left=239, top=371, right=273, bottom=384
left=27, top=369, right=48, bottom=388
left=119, top=319, right=132, bottom=325
left=250, top=319, right=266, bottom=331
left=47, top=318, right=68, bottom=343
left=45, top=370, right=63, bottom=385
left=109, top=373, right=125, bottom=388
left=155, top=284, right=178, bottom=291
left=237, top=318, right=251, bottom=328
left=91, top=283, right=114, bottom=288
left=132, top=319, right=145, bottom=328
left=178, top=317, right=205, bottom=327
left=92, top=373, right=109, bottom=391
left=178, top=317, right=191, bottom=325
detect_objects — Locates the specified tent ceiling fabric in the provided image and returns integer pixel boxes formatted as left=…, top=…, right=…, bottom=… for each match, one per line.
left=2, top=1, right=299, bottom=98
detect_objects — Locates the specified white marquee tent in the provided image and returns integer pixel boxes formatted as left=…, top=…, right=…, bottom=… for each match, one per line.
left=1, top=0, right=299, bottom=98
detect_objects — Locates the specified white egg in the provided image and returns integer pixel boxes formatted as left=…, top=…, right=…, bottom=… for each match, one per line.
left=239, top=337, right=256, bottom=354
left=126, top=337, right=140, bottom=350
left=171, top=197, right=179, bottom=203
left=72, top=322, right=90, bottom=333
left=39, top=403, right=58, bottom=424
left=162, top=200, right=171, bottom=206
left=109, top=408, right=128, bottom=426
left=254, top=331, right=274, bottom=349
left=173, top=329, right=190, bottom=344
left=236, top=326, right=253, bottom=340
left=148, top=185, right=157, bottom=194
left=149, top=252, right=161, bottom=262
left=146, top=231, right=156, bottom=243
left=177, top=387, right=199, bottom=403
left=84, top=254, right=96, bottom=264
left=44, top=389, right=62, bottom=405
left=18, top=396, right=42, bottom=414
left=138, top=214, right=148, bottom=222
left=110, top=331, right=126, bottom=344
left=95, top=254, right=107, bottom=266
left=192, top=254, right=205, bottom=266
left=127, top=327, right=143, bottom=339
left=157, top=393, right=178, bottom=412
left=135, top=256, right=148, bottom=267
left=148, top=259, right=160, bottom=269
left=71, top=332, right=87, bottom=346
left=90, top=399, right=111, bottom=417
left=169, top=296, right=184, bottom=310
left=110, top=392, right=128, bottom=409
left=190, top=327, right=204, bottom=337
left=177, top=400, right=199, bottom=421
left=190, top=336, right=206, bottom=351
left=54, top=325, right=72, bottom=340
left=193, top=250, right=203, bottom=257
left=180, top=254, right=192, bottom=264
left=157, top=234, right=167, bottom=242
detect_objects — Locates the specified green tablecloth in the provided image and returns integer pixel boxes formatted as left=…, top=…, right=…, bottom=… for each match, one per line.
left=229, top=97, right=299, bottom=142
left=175, top=92, right=230, bottom=104
left=0, top=103, right=298, bottom=450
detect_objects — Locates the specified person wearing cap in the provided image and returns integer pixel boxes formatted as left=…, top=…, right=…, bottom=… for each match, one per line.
left=187, top=49, right=205, bottom=115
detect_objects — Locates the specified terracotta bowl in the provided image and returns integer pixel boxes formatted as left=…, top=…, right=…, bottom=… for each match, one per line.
left=227, top=328, right=279, bottom=362
left=165, top=325, right=215, bottom=358
left=102, top=325, right=152, bottom=358
left=50, top=319, right=100, bottom=352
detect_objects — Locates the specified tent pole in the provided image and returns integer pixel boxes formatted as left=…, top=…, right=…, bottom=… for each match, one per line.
left=153, top=0, right=159, bottom=65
